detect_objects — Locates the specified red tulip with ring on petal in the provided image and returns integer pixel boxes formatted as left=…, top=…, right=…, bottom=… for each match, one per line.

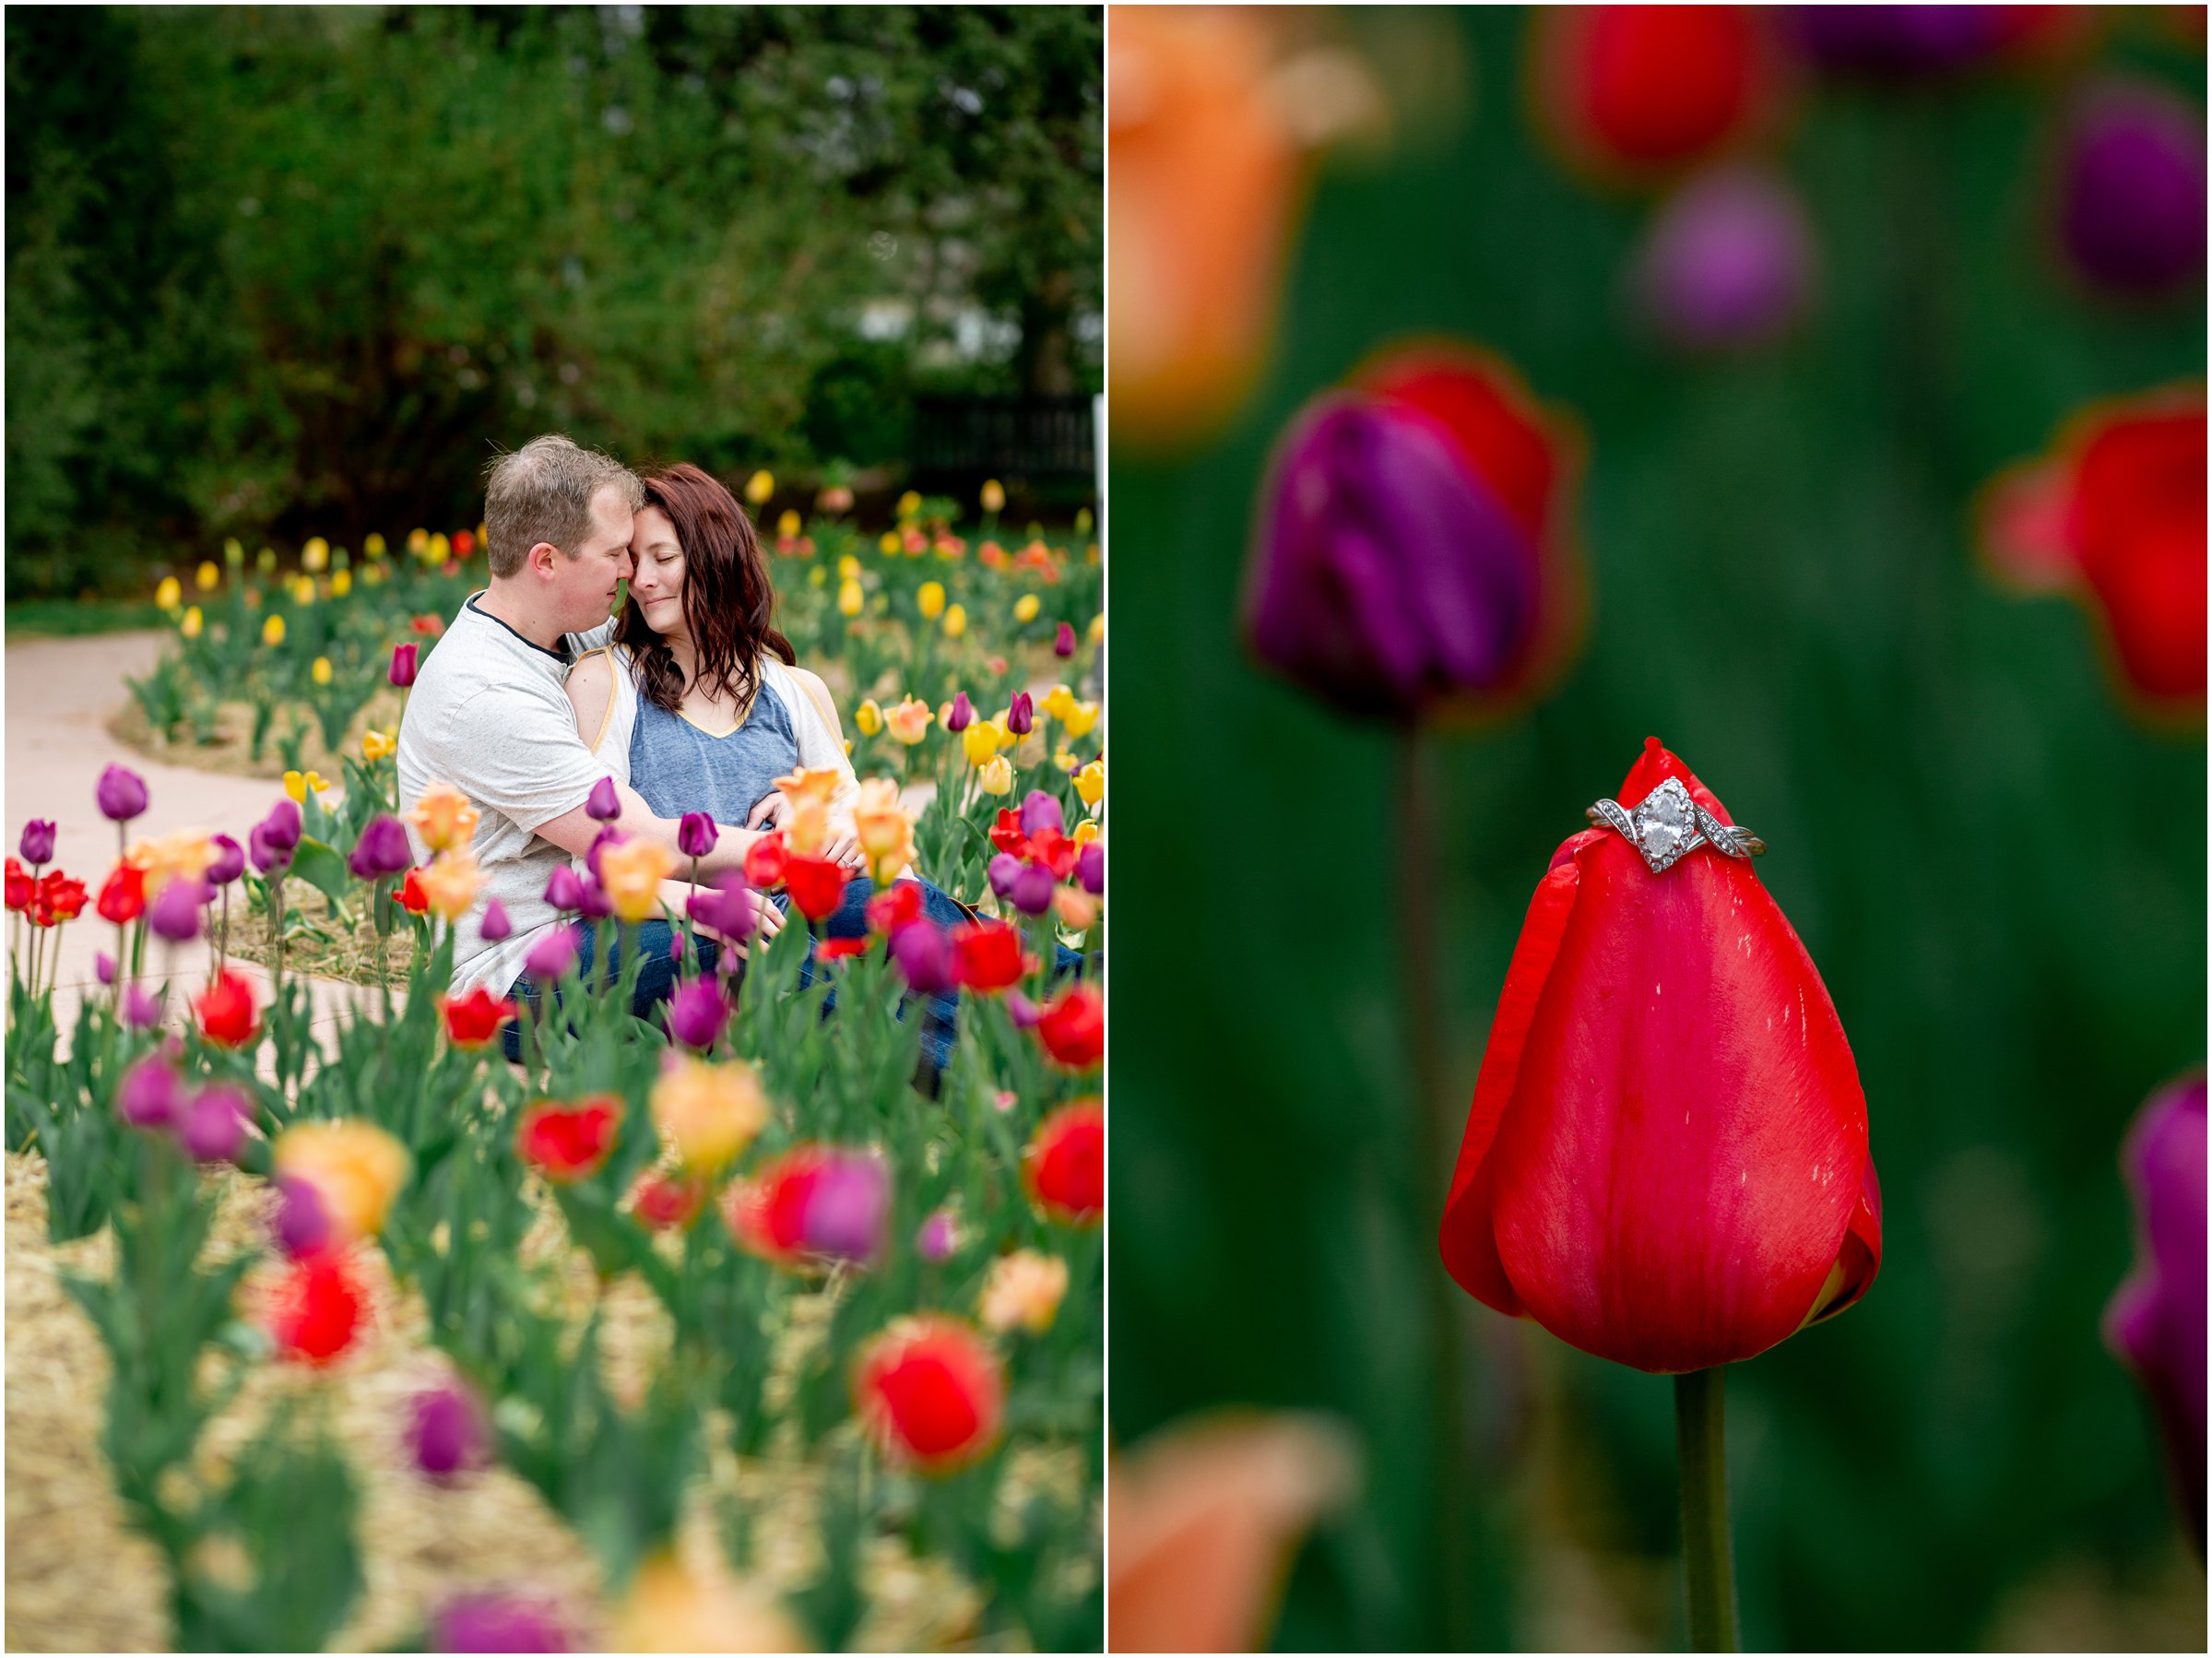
left=1440, top=738, right=1880, bottom=1375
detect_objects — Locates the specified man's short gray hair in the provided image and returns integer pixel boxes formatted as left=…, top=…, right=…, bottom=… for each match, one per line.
left=482, top=434, right=645, bottom=578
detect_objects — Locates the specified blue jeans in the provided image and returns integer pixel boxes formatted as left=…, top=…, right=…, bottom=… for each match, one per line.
left=499, top=875, right=1082, bottom=1074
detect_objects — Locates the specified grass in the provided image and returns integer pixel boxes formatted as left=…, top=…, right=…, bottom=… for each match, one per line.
left=224, top=882, right=419, bottom=988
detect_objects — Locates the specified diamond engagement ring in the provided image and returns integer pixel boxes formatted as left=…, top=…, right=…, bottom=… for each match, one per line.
left=1586, top=776, right=1766, bottom=875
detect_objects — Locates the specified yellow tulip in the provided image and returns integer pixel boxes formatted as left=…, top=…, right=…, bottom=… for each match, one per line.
left=808, top=564, right=827, bottom=587
left=1055, top=746, right=1078, bottom=771
left=652, top=1057, right=770, bottom=1176
left=1088, top=612, right=1106, bottom=645
left=181, top=606, right=203, bottom=639
left=362, top=728, right=396, bottom=762
left=282, top=769, right=328, bottom=804
left=608, top=1556, right=803, bottom=1654
left=1073, top=818, right=1100, bottom=847
left=408, top=528, right=429, bottom=554
left=777, top=509, right=801, bottom=539
left=884, top=695, right=935, bottom=745
left=294, top=580, right=315, bottom=608
left=429, top=532, right=451, bottom=562
left=977, top=754, right=1014, bottom=796
left=1014, top=593, right=1041, bottom=623
left=223, top=538, right=245, bottom=565
left=1062, top=699, right=1101, bottom=740
left=311, top=657, right=334, bottom=686
left=896, top=489, right=922, bottom=519
left=1041, top=683, right=1078, bottom=723
left=414, top=850, right=483, bottom=922
left=879, top=531, right=901, bottom=555
left=1075, top=759, right=1106, bottom=806
left=838, top=578, right=865, bottom=617
left=155, top=575, right=182, bottom=610
left=363, top=564, right=386, bottom=586
left=302, top=537, right=329, bottom=573
left=962, top=717, right=1009, bottom=767
left=195, top=561, right=219, bottom=591
left=363, top=531, right=386, bottom=558
left=856, top=698, right=883, bottom=737
left=745, top=469, right=775, bottom=505
left=838, top=554, right=861, bottom=580
left=980, top=1249, right=1069, bottom=1333
left=408, top=780, right=480, bottom=854
left=274, top=1119, right=411, bottom=1244
left=598, top=835, right=678, bottom=923
left=262, top=614, right=286, bottom=646
left=981, top=479, right=1006, bottom=514
left=256, top=547, right=277, bottom=572
left=943, top=603, right=968, bottom=639
left=917, top=581, right=946, bottom=620
left=330, top=569, right=352, bottom=598
left=1075, top=506, right=1094, bottom=535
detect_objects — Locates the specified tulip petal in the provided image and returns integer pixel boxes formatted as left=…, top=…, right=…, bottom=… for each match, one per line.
left=1806, top=1160, right=1884, bottom=1325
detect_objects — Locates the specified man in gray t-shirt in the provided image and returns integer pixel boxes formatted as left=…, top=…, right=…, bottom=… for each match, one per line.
left=396, top=434, right=766, bottom=1001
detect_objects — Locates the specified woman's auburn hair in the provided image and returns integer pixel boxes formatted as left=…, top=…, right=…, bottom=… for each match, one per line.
left=617, top=461, right=797, bottom=715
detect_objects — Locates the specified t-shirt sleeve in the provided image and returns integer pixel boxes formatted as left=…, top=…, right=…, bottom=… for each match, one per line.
left=424, top=683, right=609, bottom=835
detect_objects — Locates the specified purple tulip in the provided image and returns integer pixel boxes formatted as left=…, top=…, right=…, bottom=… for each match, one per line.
left=945, top=692, right=976, bottom=732
left=1005, top=990, right=1040, bottom=1030
left=1782, top=6, right=2017, bottom=77
left=248, top=822, right=293, bottom=876
left=800, top=1153, right=889, bottom=1264
left=1007, top=691, right=1035, bottom=735
left=678, top=811, right=718, bottom=860
left=2106, top=1072, right=2207, bottom=1552
left=95, top=952, right=116, bottom=987
left=148, top=879, right=208, bottom=943
left=115, top=1050, right=182, bottom=1129
left=273, top=1174, right=331, bottom=1259
left=406, top=1378, right=491, bottom=1479
left=432, top=1593, right=572, bottom=1653
left=686, top=871, right=755, bottom=940
left=1054, top=621, right=1077, bottom=657
left=96, top=764, right=148, bottom=823
left=585, top=827, right=621, bottom=881
left=543, top=866, right=586, bottom=912
left=2060, top=84, right=2207, bottom=296
left=1636, top=166, right=1814, bottom=350
left=917, top=1209, right=957, bottom=1263
left=1077, top=840, right=1103, bottom=895
left=259, top=799, right=302, bottom=851
left=889, top=919, right=954, bottom=996
left=665, top=977, right=731, bottom=1050
left=389, top=642, right=419, bottom=688
left=123, top=983, right=163, bottom=1030
left=1019, top=789, right=1064, bottom=840
left=1246, top=395, right=1538, bottom=723
left=523, top=923, right=581, bottom=981
left=206, top=834, right=245, bottom=886
left=585, top=776, right=621, bottom=822
left=576, top=878, right=612, bottom=921
left=18, top=820, right=55, bottom=865
left=181, top=1084, right=251, bottom=1164
left=988, top=852, right=1023, bottom=900
left=1009, top=860, right=1055, bottom=918
left=479, top=899, right=512, bottom=943
left=349, top=814, right=412, bottom=881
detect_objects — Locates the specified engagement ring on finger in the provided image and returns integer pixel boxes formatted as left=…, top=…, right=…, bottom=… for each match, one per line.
left=1587, top=776, right=1766, bottom=875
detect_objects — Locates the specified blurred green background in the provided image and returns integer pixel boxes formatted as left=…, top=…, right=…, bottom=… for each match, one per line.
left=6, top=5, right=1101, bottom=600
left=1109, top=7, right=2205, bottom=1652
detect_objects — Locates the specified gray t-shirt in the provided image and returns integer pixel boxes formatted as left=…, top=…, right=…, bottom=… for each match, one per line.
left=396, top=595, right=614, bottom=997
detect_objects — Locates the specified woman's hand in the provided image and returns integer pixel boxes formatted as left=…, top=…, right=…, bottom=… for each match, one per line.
left=746, top=794, right=790, bottom=835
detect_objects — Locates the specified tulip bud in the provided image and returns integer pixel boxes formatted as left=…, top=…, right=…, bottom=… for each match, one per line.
left=665, top=977, right=731, bottom=1050
left=543, top=866, right=586, bottom=912
left=248, top=822, right=292, bottom=876
left=148, top=879, right=209, bottom=942
left=1077, top=841, right=1104, bottom=895
left=1010, top=860, right=1055, bottom=918
left=95, top=952, right=116, bottom=986
left=406, top=1378, right=491, bottom=1479
left=678, top=811, right=718, bottom=860
left=1007, top=691, right=1035, bottom=735
left=122, top=983, right=163, bottom=1030
left=115, top=1050, right=182, bottom=1129
left=945, top=691, right=976, bottom=732
left=259, top=798, right=302, bottom=851
left=1634, top=165, right=1813, bottom=350
left=389, top=641, right=419, bottom=687
left=2058, top=82, right=2207, bottom=296
left=182, top=1085, right=252, bottom=1164
left=889, top=919, right=955, bottom=996
left=479, top=898, right=512, bottom=943
left=272, top=1174, right=332, bottom=1260
left=523, top=923, right=581, bottom=981
left=348, top=815, right=413, bottom=881
left=917, top=1208, right=958, bottom=1262
left=576, top=877, right=613, bottom=921
left=18, top=820, right=55, bottom=865
left=586, top=776, right=621, bottom=822
left=1054, top=621, right=1078, bottom=657
left=206, top=834, right=245, bottom=886
left=1019, top=789, right=1064, bottom=840
left=95, top=764, right=148, bottom=823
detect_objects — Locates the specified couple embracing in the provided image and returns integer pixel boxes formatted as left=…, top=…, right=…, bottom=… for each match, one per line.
left=396, top=432, right=1004, bottom=1071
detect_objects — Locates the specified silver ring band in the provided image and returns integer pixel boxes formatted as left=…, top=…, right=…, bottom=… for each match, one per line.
left=1587, top=776, right=1765, bottom=875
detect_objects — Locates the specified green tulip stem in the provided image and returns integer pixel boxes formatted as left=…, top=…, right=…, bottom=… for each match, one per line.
left=1397, top=728, right=1470, bottom=1647
left=1674, top=1366, right=1739, bottom=1652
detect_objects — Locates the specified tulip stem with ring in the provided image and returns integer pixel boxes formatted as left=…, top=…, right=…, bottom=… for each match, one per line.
left=1674, top=1366, right=1739, bottom=1652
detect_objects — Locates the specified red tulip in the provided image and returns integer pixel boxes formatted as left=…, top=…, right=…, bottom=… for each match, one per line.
left=744, top=831, right=788, bottom=891
left=194, top=968, right=262, bottom=1049
left=784, top=855, right=855, bottom=921
left=951, top=920, right=1035, bottom=993
left=1025, top=1099, right=1105, bottom=1226
left=1982, top=388, right=2206, bottom=714
left=1534, top=6, right=1777, bottom=182
left=96, top=863, right=146, bottom=925
left=813, top=934, right=871, bottom=964
left=864, top=880, right=926, bottom=936
left=1439, top=739, right=1880, bottom=1374
left=852, top=1315, right=1006, bottom=1474
left=1035, top=983, right=1106, bottom=1072
left=516, top=1095, right=623, bottom=1183
left=4, top=858, right=30, bottom=913
left=397, top=866, right=430, bottom=916
left=630, top=1168, right=711, bottom=1233
left=30, top=870, right=87, bottom=928
left=270, top=1249, right=369, bottom=1366
left=988, top=809, right=1033, bottom=860
left=440, top=988, right=516, bottom=1050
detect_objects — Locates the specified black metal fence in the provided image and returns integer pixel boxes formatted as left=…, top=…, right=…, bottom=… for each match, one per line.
left=907, top=396, right=1096, bottom=499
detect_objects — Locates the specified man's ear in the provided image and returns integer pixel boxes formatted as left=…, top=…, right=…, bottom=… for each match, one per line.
left=527, top=541, right=562, bottom=579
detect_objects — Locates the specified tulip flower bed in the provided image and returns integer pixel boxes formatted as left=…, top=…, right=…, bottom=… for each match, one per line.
left=4, top=755, right=1106, bottom=1651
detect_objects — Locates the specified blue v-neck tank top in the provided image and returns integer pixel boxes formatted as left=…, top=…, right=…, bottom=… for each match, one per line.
left=627, top=674, right=800, bottom=825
